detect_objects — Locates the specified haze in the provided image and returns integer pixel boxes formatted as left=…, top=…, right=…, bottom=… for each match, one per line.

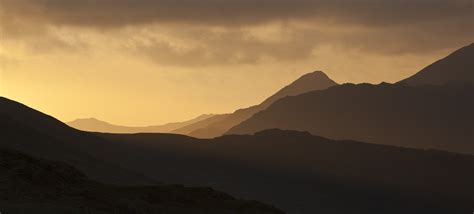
left=1, top=0, right=472, bottom=126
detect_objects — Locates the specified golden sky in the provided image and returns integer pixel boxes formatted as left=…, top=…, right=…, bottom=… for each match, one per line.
left=0, top=0, right=473, bottom=125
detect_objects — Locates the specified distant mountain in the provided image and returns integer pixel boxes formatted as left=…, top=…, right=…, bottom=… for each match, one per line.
left=98, top=129, right=474, bottom=213
left=227, top=83, right=474, bottom=154
left=68, top=114, right=214, bottom=133
left=173, top=71, right=337, bottom=138
left=400, top=43, right=474, bottom=85
left=0, top=149, right=283, bottom=214
left=172, top=114, right=230, bottom=136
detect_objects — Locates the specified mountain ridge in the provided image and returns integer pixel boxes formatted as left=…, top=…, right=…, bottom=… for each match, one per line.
left=2, top=95, right=473, bottom=213
left=227, top=82, right=474, bottom=154
left=173, top=70, right=337, bottom=138
left=226, top=43, right=474, bottom=154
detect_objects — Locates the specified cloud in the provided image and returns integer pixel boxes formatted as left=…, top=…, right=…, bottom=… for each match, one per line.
left=1, top=0, right=472, bottom=27
left=0, top=0, right=472, bottom=66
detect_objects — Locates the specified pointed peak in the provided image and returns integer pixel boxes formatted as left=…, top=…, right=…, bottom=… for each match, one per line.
left=260, top=70, right=338, bottom=107
left=298, top=70, right=330, bottom=79
left=292, top=70, right=336, bottom=85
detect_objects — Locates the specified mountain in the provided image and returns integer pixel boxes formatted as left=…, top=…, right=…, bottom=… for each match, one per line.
left=400, top=43, right=474, bottom=85
left=0, top=97, right=154, bottom=185
left=97, top=129, right=474, bottom=214
left=2, top=97, right=473, bottom=213
left=227, top=44, right=474, bottom=154
left=0, top=96, right=283, bottom=213
left=172, top=71, right=337, bottom=138
left=0, top=149, right=283, bottom=214
left=227, top=83, right=474, bottom=154
left=260, top=71, right=338, bottom=107
left=68, top=114, right=214, bottom=133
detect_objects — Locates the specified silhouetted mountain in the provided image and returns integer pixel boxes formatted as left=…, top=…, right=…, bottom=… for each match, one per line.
left=0, top=149, right=283, bottom=214
left=227, top=44, right=474, bottom=153
left=228, top=83, right=474, bottom=154
left=173, top=71, right=337, bottom=138
left=68, top=114, right=214, bottom=133
left=400, top=43, right=474, bottom=85
left=0, top=97, right=283, bottom=212
left=0, top=97, right=154, bottom=185
left=2, top=97, right=473, bottom=213
left=97, top=129, right=474, bottom=214
left=260, top=71, right=338, bottom=107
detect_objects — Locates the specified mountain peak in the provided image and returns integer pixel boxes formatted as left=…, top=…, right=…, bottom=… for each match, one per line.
left=260, top=70, right=338, bottom=107
left=294, top=70, right=332, bottom=83
left=301, top=70, right=330, bottom=78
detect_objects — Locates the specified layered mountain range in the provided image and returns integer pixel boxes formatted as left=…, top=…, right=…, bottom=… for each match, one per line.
left=2, top=43, right=473, bottom=213
left=1, top=93, right=473, bottom=213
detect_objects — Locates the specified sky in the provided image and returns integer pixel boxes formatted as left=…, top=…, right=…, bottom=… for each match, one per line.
left=0, top=0, right=473, bottom=126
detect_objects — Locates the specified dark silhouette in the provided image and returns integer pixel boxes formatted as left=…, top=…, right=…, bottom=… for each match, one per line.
left=400, top=43, right=474, bottom=85
left=172, top=71, right=338, bottom=138
left=228, top=83, right=474, bottom=154
left=0, top=97, right=282, bottom=213
left=68, top=114, right=214, bottom=133
left=0, top=149, right=283, bottom=213
left=0, top=98, right=154, bottom=185
left=1, top=95, right=474, bottom=213
left=97, top=129, right=474, bottom=214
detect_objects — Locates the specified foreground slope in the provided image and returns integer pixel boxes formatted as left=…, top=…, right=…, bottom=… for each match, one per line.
left=98, top=129, right=474, bottom=214
left=228, top=83, right=474, bottom=154
left=0, top=97, right=283, bottom=213
left=0, top=149, right=283, bottom=214
left=172, top=71, right=337, bottom=138
left=0, top=97, right=153, bottom=185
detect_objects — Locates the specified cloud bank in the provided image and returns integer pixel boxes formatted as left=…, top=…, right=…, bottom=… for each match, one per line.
left=1, top=0, right=472, bottom=64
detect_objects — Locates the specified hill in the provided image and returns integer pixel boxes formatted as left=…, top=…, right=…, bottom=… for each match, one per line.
left=98, top=129, right=474, bottom=213
left=0, top=149, right=283, bottom=214
left=2, top=96, right=473, bottom=213
left=0, top=97, right=153, bottom=185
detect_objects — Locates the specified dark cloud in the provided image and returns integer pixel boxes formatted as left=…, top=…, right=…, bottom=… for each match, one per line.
left=1, top=0, right=472, bottom=27
left=1, top=0, right=472, bottom=63
left=130, top=26, right=319, bottom=66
